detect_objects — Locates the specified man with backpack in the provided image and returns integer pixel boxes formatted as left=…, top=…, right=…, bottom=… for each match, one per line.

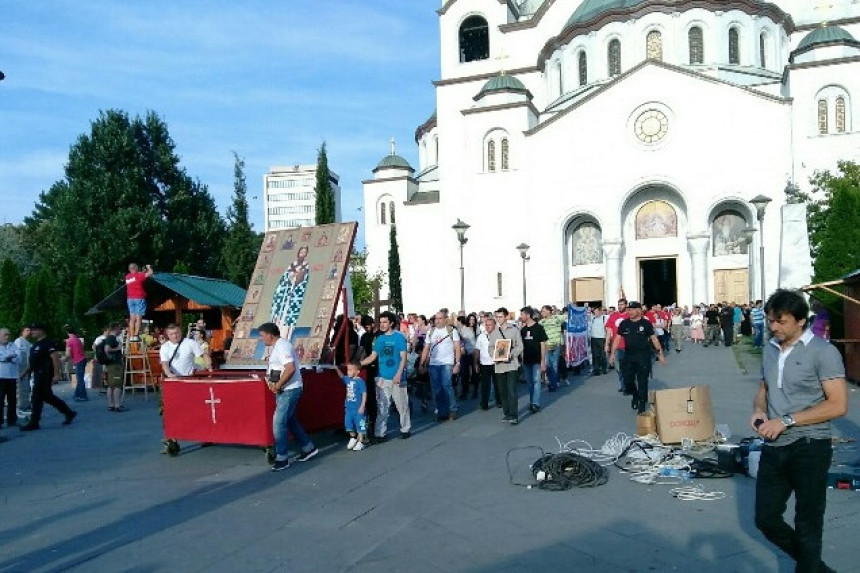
left=419, top=311, right=461, bottom=422
left=96, top=323, right=127, bottom=412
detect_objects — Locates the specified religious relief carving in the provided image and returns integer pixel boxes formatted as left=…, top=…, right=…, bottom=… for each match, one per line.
left=635, top=201, right=677, bottom=239
left=572, top=223, right=603, bottom=265
left=712, top=211, right=749, bottom=256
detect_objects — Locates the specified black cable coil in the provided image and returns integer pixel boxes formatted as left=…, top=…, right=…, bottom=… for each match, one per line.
left=531, top=452, right=609, bottom=491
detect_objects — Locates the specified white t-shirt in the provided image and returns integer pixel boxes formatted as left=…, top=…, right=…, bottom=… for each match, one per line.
left=160, top=339, right=203, bottom=377
left=475, top=332, right=495, bottom=366
left=589, top=314, right=607, bottom=339
left=267, top=337, right=302, bottom=390
left=426, top=326, right=460, bottom=366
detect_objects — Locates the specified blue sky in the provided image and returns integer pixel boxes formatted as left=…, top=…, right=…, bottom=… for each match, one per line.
left=0, top=1, right=440, bottom=245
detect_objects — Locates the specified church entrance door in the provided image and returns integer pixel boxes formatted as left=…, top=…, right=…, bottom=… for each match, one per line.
left=714, top=269, right=749, bottom=304
left=638, top=257, right=677, bottom=306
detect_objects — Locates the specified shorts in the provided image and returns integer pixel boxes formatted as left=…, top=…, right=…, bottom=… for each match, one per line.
left=127, top=298, right=147, bottom=316
left=104, top=363, right=124, bottom=389
left=344, top=409, right=366, bottom=434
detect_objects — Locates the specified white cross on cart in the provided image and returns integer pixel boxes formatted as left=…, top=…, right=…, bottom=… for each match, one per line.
left=204, top=386, right=221, bottom=424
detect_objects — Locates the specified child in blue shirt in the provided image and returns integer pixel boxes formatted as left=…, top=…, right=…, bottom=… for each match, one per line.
left=335, top=361, right=367, bottom=451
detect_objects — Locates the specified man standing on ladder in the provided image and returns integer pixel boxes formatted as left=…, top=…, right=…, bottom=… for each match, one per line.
left=125, top=263, right=153, bottom=341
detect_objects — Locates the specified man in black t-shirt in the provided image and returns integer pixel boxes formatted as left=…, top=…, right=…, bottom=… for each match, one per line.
left=20, top=323, right=76, bottom=431
left=520, top=307, right=548, bottom=413
left=719, top=303, right=734, bottom=347
left=704, top=304, right=721, bottom=347
left=609, top=302, right=666, bottom=413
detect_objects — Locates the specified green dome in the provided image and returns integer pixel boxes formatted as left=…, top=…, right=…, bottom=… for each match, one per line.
left=375, top=153, right=412, bottom=170
left=796, top=25, right=857, bottom=51
left=564, top=0, right=645, bottom=29
left=476, top=74, right=529, bottom=98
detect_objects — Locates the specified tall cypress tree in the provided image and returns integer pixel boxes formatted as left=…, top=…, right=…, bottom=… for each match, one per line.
left=21, top=271, right=52, bottom=330
left=388, top=224, right=403, bottom=313
left=0, top=259, right=26, bottom=329
left=221, top=152, right=258, bottom=287
left=314, top=142, right=336, bottom=225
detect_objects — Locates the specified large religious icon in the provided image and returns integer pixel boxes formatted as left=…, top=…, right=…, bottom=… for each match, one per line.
left=227, top=222, right=358, bottom=367
left=713, top=211, right=749, bottom=256
left=636, top=201, right=677, bottom=239
left=493, top=339, right=512, bottom=362
left=572, top=223, right=603, bottom=265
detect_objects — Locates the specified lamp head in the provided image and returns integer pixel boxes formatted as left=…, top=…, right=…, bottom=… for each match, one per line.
left=750, top=194, right=772, bottom=221
left=516, top=243, right=530, bottom=259
left=452, top=219, right=470, bottom=244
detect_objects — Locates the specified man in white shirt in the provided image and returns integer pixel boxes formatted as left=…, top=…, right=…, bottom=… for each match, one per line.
left=473, top=316, right=500, bottom=410
left=419, top=311, right=461, bottom=422
left=159, top=324, right=208, bottom=377
left=14, top=326, right=32, bottom=417
left=589, top=307, right=608, bottom=376
left=258, top=322, right=318, bottom=472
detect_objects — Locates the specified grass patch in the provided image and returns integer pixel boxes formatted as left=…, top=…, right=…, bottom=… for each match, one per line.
left=732, top=344, right=748, bottom=375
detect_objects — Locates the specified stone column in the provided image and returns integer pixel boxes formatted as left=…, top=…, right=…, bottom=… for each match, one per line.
left=603, top=240, right=624, bottom=304
left=687, top=234, right=710, bottom=304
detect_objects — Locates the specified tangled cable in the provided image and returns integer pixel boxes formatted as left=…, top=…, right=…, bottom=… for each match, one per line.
left=531, top=452, right=609, bottom=490
left=670, top=484, right=726, bottom=501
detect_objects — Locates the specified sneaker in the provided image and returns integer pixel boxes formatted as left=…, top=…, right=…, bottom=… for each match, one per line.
left=296, top=448, right=319, bottom=462
left=509, top=418, right=519, bottom=425
left=347, top=437, right=357, bottom=450
left=400, top=432, right=411, bottom=440
left=62, top=411, right=77, bottom=425
left=352, top=442, right=365, bottom=451
left=271, top=459, right=290, bottom=472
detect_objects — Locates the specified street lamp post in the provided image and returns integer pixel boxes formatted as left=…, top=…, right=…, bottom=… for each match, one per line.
left=750, top=194, right=772, bottom=303
left=741, top=226, right=757, bottom=302
left=452, top=219, right=470, bottom=315
left=516, top=243, right=530, bottom=307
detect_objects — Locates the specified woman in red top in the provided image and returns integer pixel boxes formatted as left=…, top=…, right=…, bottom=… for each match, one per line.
left=65, top=325, right=88, bottom=401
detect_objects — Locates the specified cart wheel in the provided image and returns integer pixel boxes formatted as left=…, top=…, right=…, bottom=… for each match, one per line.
left=265, top=447, right=276, bottom=464
left=164, top=439, right=180, bottom=456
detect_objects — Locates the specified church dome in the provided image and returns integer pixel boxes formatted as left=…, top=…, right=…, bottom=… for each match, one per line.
left=375, top=153, right=412, bottom=171
left=564, top=0, right=645, bottom=29
left=476, top=74, right=530, bottom=99
left=796, top=25, right=857, bottom=51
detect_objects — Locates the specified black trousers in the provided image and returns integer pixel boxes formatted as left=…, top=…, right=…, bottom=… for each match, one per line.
left=755, top=438, right=833, bottom=573
left=0, top=378, right=17, bottom=425
left=721, top=324, right=734, bottom=346
left=496, top=370, right=519, bottom=420
left=478, top=364, right=497, bottom=409
left=590, top=338, right=607, bottom=373
left=621, top=355, right=650, bottom=407
left=30, top=375, right=73, bottom=425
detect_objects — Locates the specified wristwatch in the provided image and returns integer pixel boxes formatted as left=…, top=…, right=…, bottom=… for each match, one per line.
left=781, top=414, right=796, bottom=427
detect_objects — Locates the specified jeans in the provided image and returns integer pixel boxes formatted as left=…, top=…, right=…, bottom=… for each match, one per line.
left=755, top=438, right=833, bottom=573
left=496, top=369, right=519, bottom=420
left=428, top=364, right=457, bottom=417
left=272, top=387, right=313, bottom=459
left=73, top=359, right=88, bottom=400
left=375, top=378, right=411, bottom=437
left=589, top=339, right=606, bottom=374
left=523, top=363, right=542, bottom=407
left=753, top=323, right=764, bottom=347
left=614, top=349, right=626, bottom=390
left=545, top=346, right=561, bottom=389
left=30, top=375, right=74, bottom=425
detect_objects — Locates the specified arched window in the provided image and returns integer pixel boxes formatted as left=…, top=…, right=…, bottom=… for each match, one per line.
left=608, top=39, right=621, bottom=77
left=389, top=201, right=396, bottom=225
left=646, top=30, right=662, bottom=61
left=759, top=32, right=767, bottom=68
left=689, top=26, right=704, bottom=64
left=728, top=28, right=740, bottom=64
left=380, top=202, right=387, bottom=225
left=578, top=51, right=588, bottom=86
left=713, top=210, right=749, bottom=256
left=836, top=96, right=846, bottom=133
left=501, top=138, right=509, bottom=170
left=487, top=140, right=496, bottom=172
left=434, top=136, right=439, bottom=164
left=818, top=99, right=828, bottom=134
left=459, top=16, right=489, bottom=63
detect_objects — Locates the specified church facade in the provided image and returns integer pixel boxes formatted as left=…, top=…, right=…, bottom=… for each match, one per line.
left=363, top=0, right=860, bottom=312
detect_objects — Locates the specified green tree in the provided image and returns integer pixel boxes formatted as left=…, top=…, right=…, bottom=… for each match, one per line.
left=24, top=109, right=225, bottom=293
left=0, top=259, right=26, bottom=329
left=221, top=152, right=258, bottom=287
left=388, top=225, right=403, bottom=312
left=73, top=273, right=100, bottom=337
left=348, top=249, right=384, bottom=316
left=21, top=271, right=52, bottom=330
left=314, top=142, right=336, bottom=225
left=0, top=224, right=38, bottom=275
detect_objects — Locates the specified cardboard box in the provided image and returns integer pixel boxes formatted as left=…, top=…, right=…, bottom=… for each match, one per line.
left=636, top=411, right=657, bottom=436
left=653, top=386, right=715, bottom=443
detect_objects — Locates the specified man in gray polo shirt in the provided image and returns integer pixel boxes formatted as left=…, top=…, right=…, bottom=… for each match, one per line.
left=751, top=289, right=847, bottom=573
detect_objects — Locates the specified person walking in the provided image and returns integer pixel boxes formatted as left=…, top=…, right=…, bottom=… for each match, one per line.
left=704, top=304, right=721, bottom=347
left=519, top=307, right=547, bottom=414
left=65, top=325, right=88, bottom=402
left=539, top=305, right=565, bottom=390
left=0, top=328, right=19, bottom=429
left=689, top=307, right=705, bottom=344
left=751, top=289, right=847, bottom=573
left=14, top=326, right=32, bottom=418
left=751, top=299, right=765, bottom=347
left=720, top=302, right=735, bottom=347
left=474, top=315, right=500, bottom=410
left=588, top=307, right=608, bottom=376
left=419, top=311, right=461, bottom=422
left=608, top=302, right=666, bottom=413
left=488, top=308, right=523, bottom=424
left=604, top=299, right=629, bottom=392
left=20, top=323, right=76, bottom=431
left=258, top=322, right=318, bottom=472
left=360, top=311, right=410, bottom=441
left=670, top=307, right=685, bottom=352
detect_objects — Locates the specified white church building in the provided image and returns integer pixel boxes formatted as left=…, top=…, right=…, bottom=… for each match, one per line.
left=363, top=0, right=860, bottom=312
